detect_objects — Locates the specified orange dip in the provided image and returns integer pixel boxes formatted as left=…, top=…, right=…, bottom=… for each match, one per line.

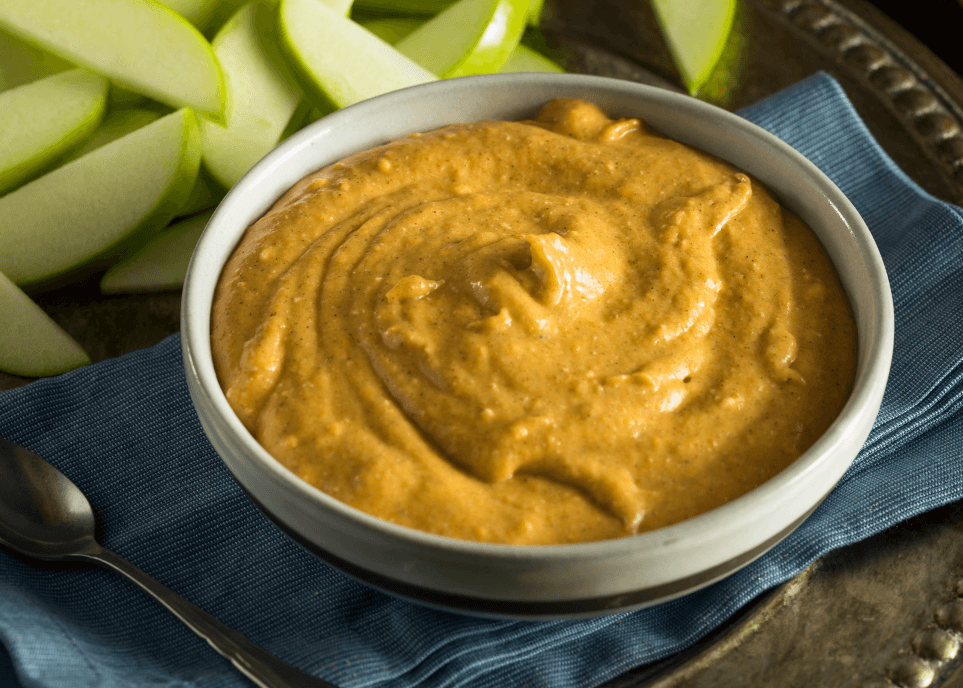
left=211, top=99, right=858, bottom=544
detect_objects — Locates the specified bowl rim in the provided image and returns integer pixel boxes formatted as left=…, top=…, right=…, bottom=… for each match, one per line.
left=182, top=72, right=894, bottom=564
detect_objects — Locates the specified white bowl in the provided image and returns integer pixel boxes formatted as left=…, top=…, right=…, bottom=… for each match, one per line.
left=181, top=73, right=894, bottom=619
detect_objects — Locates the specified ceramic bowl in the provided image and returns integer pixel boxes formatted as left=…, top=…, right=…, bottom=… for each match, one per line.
left=181, top=73, right=894, bottom=619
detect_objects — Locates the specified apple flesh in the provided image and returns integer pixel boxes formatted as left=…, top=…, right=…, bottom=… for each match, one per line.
left=200, top=0, right=303, bottom=189
left=0, top=0, right=226, bottom=118
left=0, top=108, right=201, bottom=290
left=101, top=210, right=213, bottom=293
left=0, top=270, right=89, bottom=377
left=395, top=0, right=528, bottom=77
left=0, top=69, right=109, bottom=195
left=278, top=0, right=436, bottom=111
left=650, top=0, right=735, bottom=95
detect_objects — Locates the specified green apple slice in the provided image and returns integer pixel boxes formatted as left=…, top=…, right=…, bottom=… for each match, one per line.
left=199, top=0, right=303, bottom=189
left=0, top=70, right=108, bottom=195
left=650, top=0, right=736, bottom=95
left=499, top=43, right=563, bottom=73
left=39, top=105, right=222, bottom=216
left=59, top=106, right=162, bottom=165
left=0, top=0, right=226, bottom=119
left=101, top=209, right=213, bottom=293
left=278, top=0, right=436, bottom=111
left=395, top=0, right=528, bottom=77
left=0, top=109, right=201, bottom=290
left=0, top=27, right=72, bottom=92
left=0, top=270, right=89, bottom=377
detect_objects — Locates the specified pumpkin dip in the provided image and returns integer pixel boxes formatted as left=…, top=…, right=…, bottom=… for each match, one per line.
left=211, top=99, right=858, bottom=545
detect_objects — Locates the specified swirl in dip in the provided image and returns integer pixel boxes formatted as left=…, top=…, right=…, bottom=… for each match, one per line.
left=211, top=99, right=858, bottom=545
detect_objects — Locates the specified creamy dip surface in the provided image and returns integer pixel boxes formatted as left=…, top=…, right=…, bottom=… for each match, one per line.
left=211, top=99, right=858, bottom=545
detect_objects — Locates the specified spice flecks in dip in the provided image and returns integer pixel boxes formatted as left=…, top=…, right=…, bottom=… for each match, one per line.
left=211, top=99, right=858, bottom=544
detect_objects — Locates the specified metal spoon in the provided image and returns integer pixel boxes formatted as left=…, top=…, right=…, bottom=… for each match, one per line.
left=0, top=437, right=338, bottom=688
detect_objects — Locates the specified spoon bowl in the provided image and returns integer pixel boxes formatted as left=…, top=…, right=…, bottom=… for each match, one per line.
left=0, top=437, right=96, bottom=559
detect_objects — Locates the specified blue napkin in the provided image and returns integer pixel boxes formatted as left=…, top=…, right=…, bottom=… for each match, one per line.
left=2, top=71, right=962, bottom=688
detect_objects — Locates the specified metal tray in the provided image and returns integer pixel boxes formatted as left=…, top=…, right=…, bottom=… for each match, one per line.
left=2, top=1, right=962, bottom=685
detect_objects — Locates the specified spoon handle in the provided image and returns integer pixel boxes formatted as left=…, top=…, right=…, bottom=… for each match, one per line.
left=76, top=543, right=338, bottom=688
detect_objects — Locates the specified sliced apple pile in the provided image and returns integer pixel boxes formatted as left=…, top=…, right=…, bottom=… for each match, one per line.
left=0, top=0, right=567, bottom=377
left=0, top=108, right=201, bottom=289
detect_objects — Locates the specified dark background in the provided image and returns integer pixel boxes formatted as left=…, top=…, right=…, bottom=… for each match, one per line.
left=864, top=0, right=963, bottom=76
